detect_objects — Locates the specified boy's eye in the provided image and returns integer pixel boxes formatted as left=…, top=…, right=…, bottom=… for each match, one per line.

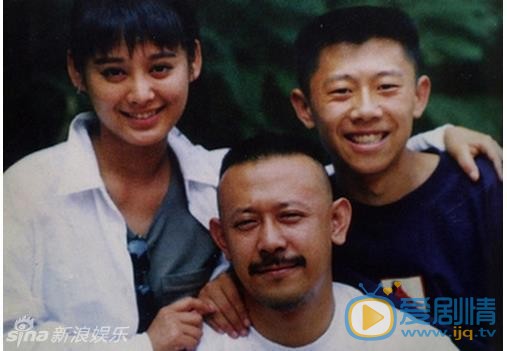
left=332, top=88, right=352, bottom=95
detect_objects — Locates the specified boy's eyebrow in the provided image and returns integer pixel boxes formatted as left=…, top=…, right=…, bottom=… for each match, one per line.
left=376, top=70, right=403, bottom=78
left=324, top=70, right=404, bottom=85
left=92, top=50, right=177, bottom=65
left=324, top=74, right=353, bottom=85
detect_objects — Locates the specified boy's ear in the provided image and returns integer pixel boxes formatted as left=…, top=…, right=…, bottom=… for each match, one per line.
left=413, top=75, right=431, bottom=119
left=189, top=39, right=202, bottom=82
left=209, top=218, right=231, bottom=260
left=290, top=88, right=316, bottom=129
left=330, top=197, right=352, bottom=246
left=66, top=51, right=86, bottom=93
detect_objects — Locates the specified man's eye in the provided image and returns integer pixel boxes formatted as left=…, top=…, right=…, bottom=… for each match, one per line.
left=378, top=84, right=398, bottom=91
left=280, top=212, right=303, bottom=223
left=234, top=220, right=257, bottom=231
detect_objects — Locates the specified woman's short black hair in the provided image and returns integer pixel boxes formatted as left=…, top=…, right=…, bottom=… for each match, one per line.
left=69, top=0, right=199, bottom=72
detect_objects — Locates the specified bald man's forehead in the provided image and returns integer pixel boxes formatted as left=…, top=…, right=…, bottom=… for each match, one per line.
left=217, top=154, right=333, bottom=214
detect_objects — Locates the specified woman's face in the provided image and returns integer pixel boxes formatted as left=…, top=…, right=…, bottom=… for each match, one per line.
left=69, top=41, right=202, bottom=147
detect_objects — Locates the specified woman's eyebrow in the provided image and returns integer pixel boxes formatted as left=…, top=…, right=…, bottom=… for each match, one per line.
left=93, top=56, right=124, bottom=65
left=149, top=50, right=177, bottom=60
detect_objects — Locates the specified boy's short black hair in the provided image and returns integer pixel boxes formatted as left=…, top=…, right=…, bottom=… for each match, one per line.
left=220, top=132, right=327, bottom=178
left=295, top=6, right=422, bottom=96
left=69, top=0, right=199, bottom=73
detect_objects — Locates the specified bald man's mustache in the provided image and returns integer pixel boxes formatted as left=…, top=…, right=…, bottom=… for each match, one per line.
left=248, top=253, right=306, bottom=276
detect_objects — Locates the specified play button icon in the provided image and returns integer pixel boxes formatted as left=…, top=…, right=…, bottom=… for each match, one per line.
left=346, top=297, right=396, bottom=340
left=363, top=304, right=384, bottom=330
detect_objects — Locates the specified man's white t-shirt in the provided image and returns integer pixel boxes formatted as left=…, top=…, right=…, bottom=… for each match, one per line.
left=198, top=282, right=457, bottom=351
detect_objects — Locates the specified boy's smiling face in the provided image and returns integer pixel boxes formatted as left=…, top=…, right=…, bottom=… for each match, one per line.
left=293, top=38, right=430, bottom=176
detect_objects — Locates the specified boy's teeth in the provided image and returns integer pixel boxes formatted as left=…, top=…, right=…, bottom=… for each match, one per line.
left=351, top=133, right=383, bottom=144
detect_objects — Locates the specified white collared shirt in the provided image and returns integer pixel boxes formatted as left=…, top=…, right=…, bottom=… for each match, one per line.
left=4, top=112, right=228, bottom=350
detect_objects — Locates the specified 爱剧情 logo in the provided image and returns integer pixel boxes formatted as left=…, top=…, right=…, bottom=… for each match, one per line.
left=346, top=283, right=396, bottom=340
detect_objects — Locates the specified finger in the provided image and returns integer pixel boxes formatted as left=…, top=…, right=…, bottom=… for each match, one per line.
left=181, top=322, right=204, bottom=341
left=172, top=297, right=215, bottom=315
left=207, top=284, right=248, bottom=336
left=476, top=140, right=503, bottom=181
left=205, top=308, right=237, bottom=337
left=204, top=315, right=225, bottom=334
left=199, top=299, right=225, bottom=333
left=179, top=311, right=204, bottom=328
left=454, top=148, right=479, bottom=181
left=218, top=274, right=250, bottom=329
left=176, top=333, right=201, bottom=351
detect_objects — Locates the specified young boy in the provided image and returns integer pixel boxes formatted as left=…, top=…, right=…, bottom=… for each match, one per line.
left=289, top=6, right=501, bottom=350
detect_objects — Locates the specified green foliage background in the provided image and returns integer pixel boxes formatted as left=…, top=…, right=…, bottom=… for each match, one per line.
left=4, top=0, right=502, bottom=169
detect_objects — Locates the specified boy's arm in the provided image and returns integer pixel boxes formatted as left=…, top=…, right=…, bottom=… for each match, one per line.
left=408, top=125, right=502, bottom=181
left=198, top=272, right=250, bottom=338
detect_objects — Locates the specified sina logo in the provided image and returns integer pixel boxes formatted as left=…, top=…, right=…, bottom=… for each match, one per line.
left=14, top=316, right=35, bottom=331
left=345, top=283, right=396, bottom=340
left=6, top=315, right=49, bottom=347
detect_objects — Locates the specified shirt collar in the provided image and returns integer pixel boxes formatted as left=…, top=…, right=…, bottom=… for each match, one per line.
left=168, top=127, right=221, bottom=187
left=58, top=112, right=105, bottom=195
left=58, top=112, right=220, bottom=195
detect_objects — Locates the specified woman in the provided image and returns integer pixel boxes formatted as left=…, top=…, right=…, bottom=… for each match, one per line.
left=5, top=1, right=224, bottom=350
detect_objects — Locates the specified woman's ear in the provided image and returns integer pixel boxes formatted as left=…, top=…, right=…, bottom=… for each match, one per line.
left=209, top=218, right=231, bottom=260
left=67, top=51, right=86, bottom=93
left=290, top=88, right=316, bottom=129
left=189, top=40, right=202, bottom=82
left=330, top=197, right=352, bottom=246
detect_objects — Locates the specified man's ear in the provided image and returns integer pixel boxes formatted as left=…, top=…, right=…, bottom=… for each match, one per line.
left=290, top=88, right=316, bottom=129
left=330, top=197, right=352, bottom=246
left=209, top=218, right=231, bottom=260
left=67, top=51, right=86, bottom=93
left=413, top=75, right=431, bottom=119
left=189, top=39, right=203, bottom=82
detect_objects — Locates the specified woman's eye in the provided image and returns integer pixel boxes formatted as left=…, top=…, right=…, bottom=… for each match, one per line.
left=151, top=65, right=172, bottom=77
left=101, top=68, right=126, bottom=81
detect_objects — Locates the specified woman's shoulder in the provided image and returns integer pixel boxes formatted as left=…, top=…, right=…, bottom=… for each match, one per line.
left=4, top=142, right=71, bottom=202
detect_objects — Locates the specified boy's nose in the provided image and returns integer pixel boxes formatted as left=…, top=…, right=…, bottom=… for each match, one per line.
left=350, top=89, right=382, bottom=121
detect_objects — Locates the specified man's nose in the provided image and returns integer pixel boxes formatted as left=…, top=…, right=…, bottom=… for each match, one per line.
left=257, top=219, right=288, bottom=253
